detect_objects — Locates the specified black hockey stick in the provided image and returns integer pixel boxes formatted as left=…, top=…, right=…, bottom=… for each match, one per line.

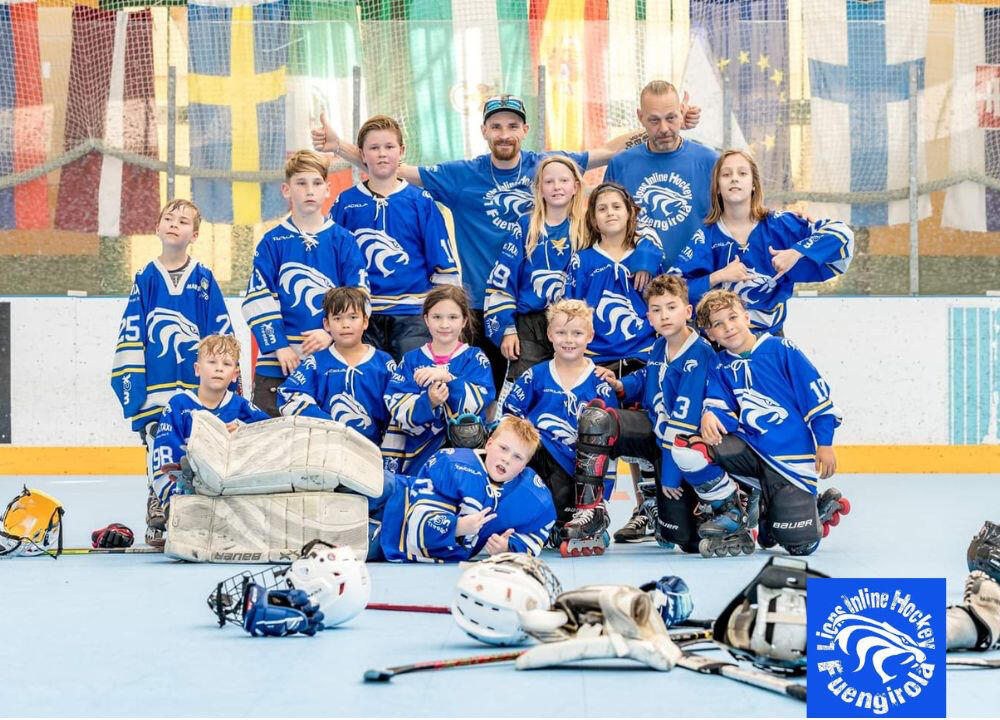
left=676, top=652, right=807, bottom=702
left=947, top=656, right=1000, bottom=669
left=363, top=628, right=713, bottom=682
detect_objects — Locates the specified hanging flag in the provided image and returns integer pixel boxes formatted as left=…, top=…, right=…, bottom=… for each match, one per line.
left=942, top=4, right=1000, bottom=232
left=188, top=0, right=289, bottom=225
left=690, top=0, right=790, bottom=190
left=680, top=31, right=750, bottom=153
left=52, top=6, right=158, bottom=236
left=805, top=0, right=929, bottom=226
left=53, top=6, right=158, bottom=236
left=0, top=0, right=49, bottom=230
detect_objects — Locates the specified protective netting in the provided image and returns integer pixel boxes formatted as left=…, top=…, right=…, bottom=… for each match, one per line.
left=1, top=0, right=999, bottom=295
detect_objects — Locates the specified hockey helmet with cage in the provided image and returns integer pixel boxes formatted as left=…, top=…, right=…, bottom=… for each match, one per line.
left=0, top=486, right=64, bottom=559
left=452, top=553, right=562, bottom=646
left=285, top=540, right=370, bottom=627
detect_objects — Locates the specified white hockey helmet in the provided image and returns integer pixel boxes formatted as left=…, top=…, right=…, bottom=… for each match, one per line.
left=285, top=540, right=371, bottom=626
left=451, top=553, right=562, bottom=646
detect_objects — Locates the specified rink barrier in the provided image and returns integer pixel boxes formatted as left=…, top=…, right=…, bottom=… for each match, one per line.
left=1, top=444, right=998, bottom=475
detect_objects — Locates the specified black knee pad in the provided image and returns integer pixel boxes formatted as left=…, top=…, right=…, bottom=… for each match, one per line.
left=763, top=481, right=822, bottom=550
left=656, top=490, right=700, bottom=554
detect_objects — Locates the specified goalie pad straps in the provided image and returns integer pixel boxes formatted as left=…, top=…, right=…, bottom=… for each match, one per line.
left=515, top=585, right=681, bottom=671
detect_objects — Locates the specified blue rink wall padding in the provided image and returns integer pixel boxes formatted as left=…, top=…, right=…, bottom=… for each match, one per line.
left=1, top=473, right=998, bottom=718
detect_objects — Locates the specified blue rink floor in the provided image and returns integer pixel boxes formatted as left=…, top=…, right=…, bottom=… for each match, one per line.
left=2, top=473, right=999, bottom=718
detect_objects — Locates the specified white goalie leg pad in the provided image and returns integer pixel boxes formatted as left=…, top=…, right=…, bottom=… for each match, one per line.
left=186, top=412, right=384, bottom=498
left=164, top=491, right=368, bottom=563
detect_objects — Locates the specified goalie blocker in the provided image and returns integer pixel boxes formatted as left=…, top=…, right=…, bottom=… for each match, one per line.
left=166, top=492, right=368, bottom=563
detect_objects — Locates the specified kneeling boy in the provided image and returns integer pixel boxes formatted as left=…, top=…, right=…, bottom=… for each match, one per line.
left=150, top=335, right=270, bottom=545
left=376, top=416, right=556, bottom=563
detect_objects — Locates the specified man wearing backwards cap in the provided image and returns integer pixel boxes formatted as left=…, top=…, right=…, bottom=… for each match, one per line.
left=313, top=93, right=700, bottom=391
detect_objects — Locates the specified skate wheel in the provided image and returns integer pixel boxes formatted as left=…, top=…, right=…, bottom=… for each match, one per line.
left=822, top=522, right=831, bottom=538
left=727, top=545, right=741, bottom=557
left=594, top=546, right=605, bottom=556
left=698, top=538, right=713, bottom=558
left=828, top=512, right=840, bottom=527
left=838, top=498, right=851, bottom=515
left=741, top=539, right=755, bottom=555
left=751, top=529, right=758, bottom=543
left=581, top=547, right=592, bottom=557
left=559, top=541, right=571, bottom=558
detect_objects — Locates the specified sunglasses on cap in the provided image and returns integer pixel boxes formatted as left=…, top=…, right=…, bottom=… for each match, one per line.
left=483, top=95, right=527, bottom=122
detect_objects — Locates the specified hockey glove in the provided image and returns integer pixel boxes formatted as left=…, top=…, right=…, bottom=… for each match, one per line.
left=515, top=585, right=681, bottom=671
left=640, top=575, right=693, bottom=628
left=91, top=523, right=135, bottom=549
left=241, top=583, right=325, bottom=637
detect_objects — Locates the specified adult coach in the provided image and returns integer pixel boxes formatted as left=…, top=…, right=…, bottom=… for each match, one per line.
left=311, top=95, right=700, bottom=391
left=605, top=80, right=718, bottom=266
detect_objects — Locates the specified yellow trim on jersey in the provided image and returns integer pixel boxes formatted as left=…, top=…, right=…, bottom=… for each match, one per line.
left=132, top=406, right=166, bottom=422
left=110, top=367, right=145, bottom=378
left=248, top=313, right=283, bottom=328
left=146, top=381, right=198, bottom=392
left=243, top=288, right=275, bottom=301
left=666, top=419, right=698, bottom=431
left=115, top=341, right=144, bottom=351
left=803, top=399, right=833, bottom=422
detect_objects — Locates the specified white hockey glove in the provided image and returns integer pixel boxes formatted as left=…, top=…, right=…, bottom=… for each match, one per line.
left=514, top=585, right=681, bottom=671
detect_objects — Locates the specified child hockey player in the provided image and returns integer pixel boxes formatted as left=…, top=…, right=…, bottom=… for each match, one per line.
left=567, top=182, right=662, bottom=374
left=110, top=198, right=235, bottom=546
left=502, top=299, right=618, bottom=556
left=483, top=155, right=587, bottom=380
left=590, top=274, right=740, bottom=553
left=276, top=286, right=396, bottom=454
left=149, top=335, right=270, bottom=547
left=242, top=150, right=369, bottom=417
left=376, top=415, right=556, bottom=562
left=330, top=115, right=461, bottom=362
left=682, top=289, right=848, bottom=556
left=673, top=150, right=853, bottom=334
left=383, top=285, right=496, bottom=473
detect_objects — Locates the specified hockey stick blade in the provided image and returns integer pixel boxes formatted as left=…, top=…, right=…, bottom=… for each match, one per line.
left=61, top=546, right=162, bottom=555
left=677, top=652, right=806, bottom=702
left=362, top=629, right=713, bottom=683
left=947, top=656, right=1000, bottom=669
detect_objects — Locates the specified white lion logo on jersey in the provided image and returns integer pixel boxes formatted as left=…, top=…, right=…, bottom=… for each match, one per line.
left=727, top=268, right=777, bottom=304
left=278, top=263, right=334, bottom=315
left=652, top=391, right=670, bottom=439
left=489, top=187, right=533, bottom=217
left=537, top=413, right=577, bottom=446
left=596, top=292, right=643, bottom=340
left=147, top=309, right=200, bottom=364
left=635, top=185, right=691, bottom=218
left=355, top=228, right=410, bottom=276
left=636, top=223, right=664, bottom=251
left=530, top=269, right=566, bottom=303
left=830, top=614, right=928, bottom=684
left=734, top=388, right=788, bottom=433
left=327, top=394, right=372, bottom=429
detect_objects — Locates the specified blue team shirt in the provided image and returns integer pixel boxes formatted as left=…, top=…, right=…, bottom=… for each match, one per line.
left=418, top=150, right=588, bottom=309
left=151, top=389, right=270, bottom=504
left=673, top=212, right=854, bottom=333
left=275, top=345, right=396, bottom=448
left=482, top=215, right=575, bottom=346
left=241, top=216, right=369, bottom=378
left=380, top=448, right=556, bottom=563
left=603, top=139, right=718, bottom=264
left=111, top=259, right=234, bottom=430
left=620, top=331, right=715, bottom=488
left=330, top=180, right=461, bottom=315
left=703, top=334, right=842, bottom=495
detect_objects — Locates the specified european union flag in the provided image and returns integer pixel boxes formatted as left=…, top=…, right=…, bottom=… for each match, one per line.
left=188, top=0, right=289, bottom=225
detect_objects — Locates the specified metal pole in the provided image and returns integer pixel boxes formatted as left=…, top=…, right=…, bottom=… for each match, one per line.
left=908, top=63, right=919, bottom=295
left=537, top=65, right=546, bottom=150
left=722, top=71, right=732, bottom=150
left=167, top=65, right=176, bottom=200
left=352, top=65, right=362, bottom=183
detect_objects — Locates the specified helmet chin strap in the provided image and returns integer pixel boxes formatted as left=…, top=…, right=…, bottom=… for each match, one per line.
left=0, top=486, right=64, bottom=560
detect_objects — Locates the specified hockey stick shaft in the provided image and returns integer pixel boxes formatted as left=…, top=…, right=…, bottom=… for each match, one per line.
left=676, top=652, right=807, bottom=702
left=946, top=657, right=1000, bottom=668
left=363, top=629, right=712, bottom=682
left=366, top=602, right=451, bottom=614
left=61, top=546, right=162, bottom=555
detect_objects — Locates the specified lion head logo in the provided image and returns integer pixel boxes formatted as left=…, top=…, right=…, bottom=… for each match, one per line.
left=278, top=263, right=335, bottom=315
left=146, top=309, right=200, bottom=364
left=355, top=228, right=410, bottom=277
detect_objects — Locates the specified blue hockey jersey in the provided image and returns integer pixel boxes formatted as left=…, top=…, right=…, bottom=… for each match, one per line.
left=380, top=448, right=556, bottom=563
left=503, top=360, right=618, bottom=478
left=566, top=243, right=659, bottom=362
left=603, top=138, right=718, bottom=264
left=383, top=343, right=496, bottom=473
left=703, top=334, right=842, bottom=494
left=417, top=150, right=588, bottom=310
left=674, top=212, right=854, bottom=333
left=111, top=259, right=234, bottom=431
left=151, top=389, right=270, bottom=504
left=330, top=180, right=461, bottom=315
left=241, top=216, right=369, bottom=379
left=620, top=331, right=715, bottom=488
left=275, top=345, right=396, bottom=447
left=482, top=215, right=576, bottom=346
